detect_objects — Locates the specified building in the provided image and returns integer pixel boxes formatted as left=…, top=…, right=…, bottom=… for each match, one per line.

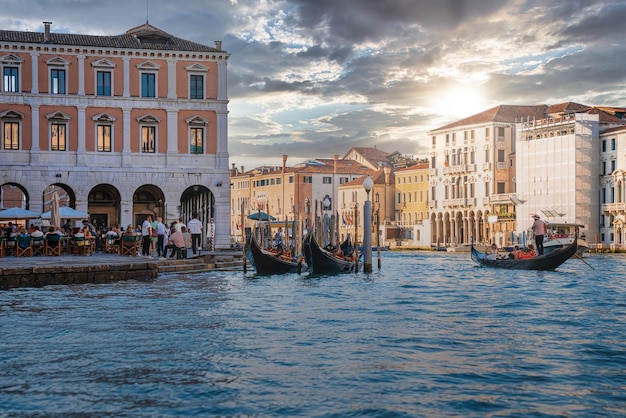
left=0, top=22, right=231, bottom=248
left=601, top=125, right=626, bottom=249
left=393, top=161, right=430, bottom=248
left=230, top=155, right=372, bottom=245
left=428, top=105, right=546, bottom=248
left=516, top=103, right=626, bottom=248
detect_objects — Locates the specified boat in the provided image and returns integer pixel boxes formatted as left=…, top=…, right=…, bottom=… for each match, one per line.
left=245, top=232, right=305, bottom=275
left=542, top=223, right=588, bottom=256
left=470, top=231, right=578, bottom=270
left=303, top=232, right=357, bottom=275
left=446, top=242, right=489, bottom=253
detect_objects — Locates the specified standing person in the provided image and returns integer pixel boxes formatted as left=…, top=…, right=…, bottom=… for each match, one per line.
left=141, top=215, right=152, bottom=257
left=531, top=214, right=547, bottom=255
left=150, top=216, right=158, bottom=256
left=156, top=217, right=167, bottom=258
left=187, top=212, right=203, bottom=255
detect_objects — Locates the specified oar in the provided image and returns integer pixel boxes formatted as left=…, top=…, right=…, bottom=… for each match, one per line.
left=552, top=235, right=595, bottom=270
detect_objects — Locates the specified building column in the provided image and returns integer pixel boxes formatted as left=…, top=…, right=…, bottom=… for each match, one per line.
left=166, top=109, right=178, bottom=167
left=77, top=54, right=85, bottom=95
left=217, top=60, right=228, bottom=101
left=29, top=103, right=40, bottom=164
left=167, top=59, right=177, bottom=99
left=30, top=52, right=39, bottom=94
left=122, top=108, right=132, bottom=167
left=123, top=57, right=130, bottom=98
left=215, top=108, right=228, bottom=170
left=76, top=105, right=86, bottom=165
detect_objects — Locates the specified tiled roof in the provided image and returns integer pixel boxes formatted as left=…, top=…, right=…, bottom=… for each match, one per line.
left=431, top=105, right=548, bottom=132
left=0, top=22, right=223, bottom=52
left=601, top=125, right=626, bottom=135
left=339, top=169, right=394, bottom=188
left=395, top=162, right=429, bottom=172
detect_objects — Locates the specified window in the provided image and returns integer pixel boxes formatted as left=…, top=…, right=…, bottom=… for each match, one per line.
left=611, top=159, right=616, bottom=173
left=141, top=126, right=156, bottom=153
left=51, top=123, right=66, bottom=151
left=602, top=140, right=607, bottom=152
left=323, top=177, right=332, bottom=184
left=339, top=177, right=349, bottom=184
left=190, top=127, right=204, bottom=154
left=611, top=138, right=616, bottom=151
left=497, top=182, right=506, bottom=194
left=289, top=176, right=294, bottom=183
left=3, top=121, right=19, bottom=150
left=45, top=111, right=70, bottom=151
left=601, top=161, right=606, bottom=176
left=497, top=149, right=505, bottom=163
left=97, top=71, right=111, bottom=96
left=3, top=67, right=18, bottom=92
left=485, top=182, right=490, bottom=197
left=141, top=73, right=156, bottom=97
left=97, top=125, right=112, bottom=152
left=190, top=74, right=204, bottom=99
left=303, top=176, right=312, bottom=183
left=51, top=69, right=66, bottom=94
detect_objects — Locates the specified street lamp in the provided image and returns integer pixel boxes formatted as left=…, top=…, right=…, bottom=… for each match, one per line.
left=323, top=195, right=331, bottom=247
left=362, top=176, right=374, bottom=273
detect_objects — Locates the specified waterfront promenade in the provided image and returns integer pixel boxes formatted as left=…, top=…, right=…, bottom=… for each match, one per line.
left=0, top=250, right=245, bottom=290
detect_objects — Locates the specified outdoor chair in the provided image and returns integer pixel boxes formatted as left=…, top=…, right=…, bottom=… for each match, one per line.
left=5, top=236, right=16, bottom=256
left=120, top=235, right=139, bottom=256
left=31, top=236, right=45, bottom=256
left=15, top=235, right=33, bottom=257
left=44, top=234, right=63, bottom=256
left=72, top=236, right=88, bottom=256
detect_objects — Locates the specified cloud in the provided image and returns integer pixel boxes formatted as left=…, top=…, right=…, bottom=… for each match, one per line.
left=3, top=0, right=626, bottom=168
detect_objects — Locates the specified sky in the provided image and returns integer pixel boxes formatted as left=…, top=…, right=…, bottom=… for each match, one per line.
left=3, top=0, right=626, bottom=169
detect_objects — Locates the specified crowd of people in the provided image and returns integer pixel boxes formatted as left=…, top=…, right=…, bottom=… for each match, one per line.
left=1, top=212, right=206, bottom=259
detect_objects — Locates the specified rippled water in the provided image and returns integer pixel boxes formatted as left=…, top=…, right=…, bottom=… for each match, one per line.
left=1, top=252, right=625, bottom=417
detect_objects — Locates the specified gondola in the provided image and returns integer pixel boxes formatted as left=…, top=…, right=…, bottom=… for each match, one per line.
left=303, top=232, right=357, bottom=275
left=245, top=233, right=305, bottom=275
left=470, top=231, right=578, bottom=271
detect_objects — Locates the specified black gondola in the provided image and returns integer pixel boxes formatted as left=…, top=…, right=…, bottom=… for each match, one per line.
left=470, top=231, right=578, bottom=271
left=246, top=233, right=305, bottom=275
left=303, top=232, right=356, bottom=275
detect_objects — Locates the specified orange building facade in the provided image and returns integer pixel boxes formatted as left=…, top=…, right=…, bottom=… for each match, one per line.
left=0, top=22, right=231, bottom=248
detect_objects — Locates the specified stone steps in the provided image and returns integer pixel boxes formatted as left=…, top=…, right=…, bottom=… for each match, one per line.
left=157, top=256, right=244, bottom=275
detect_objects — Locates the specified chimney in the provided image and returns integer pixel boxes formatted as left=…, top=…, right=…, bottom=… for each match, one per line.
left=282, top=155, right=288, bottom=173
left=214, top=41, right=222, bottom=50
left=333, top=154, right=339, bottom=174
left=43, top=21, right=52, bottom=43
left=240, top=165, right=244, bottom=174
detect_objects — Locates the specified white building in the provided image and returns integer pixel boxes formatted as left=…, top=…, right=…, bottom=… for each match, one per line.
left=516, top=103, right=626, bottom=247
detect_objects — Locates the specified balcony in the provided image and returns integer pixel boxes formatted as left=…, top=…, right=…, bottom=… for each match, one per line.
left=603, top=202, right=626, bottom=214
left=443, top=198, right=476, bottom=208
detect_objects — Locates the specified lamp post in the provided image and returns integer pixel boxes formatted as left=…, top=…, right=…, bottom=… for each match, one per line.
left=362, top=176, right=374, bottom=273
left=323, top=195, right=331, bottom=247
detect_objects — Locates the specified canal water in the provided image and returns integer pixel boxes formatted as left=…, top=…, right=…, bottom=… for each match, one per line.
left=1, top=252, right=625, bottom=417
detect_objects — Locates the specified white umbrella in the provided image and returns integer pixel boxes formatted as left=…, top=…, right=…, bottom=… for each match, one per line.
left=0, top=207, right=39, bottom=220
left=50, top=192, right=61, bottom=227
left=41, top=206, right=89, bottom=220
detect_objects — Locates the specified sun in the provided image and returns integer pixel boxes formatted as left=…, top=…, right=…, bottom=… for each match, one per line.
left=430, top=85, right=490, bottom=118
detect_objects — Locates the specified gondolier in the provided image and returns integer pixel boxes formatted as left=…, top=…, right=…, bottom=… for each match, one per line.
left=531, top=214, right=547, bottom=255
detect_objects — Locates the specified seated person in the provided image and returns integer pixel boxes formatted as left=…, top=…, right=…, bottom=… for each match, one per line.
left=30, top=225, right=45, bottom=247
left=509, top=244, right=521, bottom=259
left=16, top=227, right=31, bottom=248
left=485, top=243, right=498, bottom=260
left=167, top=227, right=185, bottom=259
left=517, top=243, right=537, bottom=259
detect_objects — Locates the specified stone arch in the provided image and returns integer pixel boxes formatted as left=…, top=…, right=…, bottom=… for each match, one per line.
left=88, top=184, right=122, bottom=229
